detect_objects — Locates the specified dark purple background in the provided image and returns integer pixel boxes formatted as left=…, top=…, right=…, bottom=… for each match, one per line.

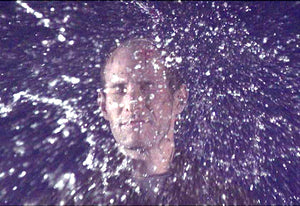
left=0, top=1, right=299, bottom=204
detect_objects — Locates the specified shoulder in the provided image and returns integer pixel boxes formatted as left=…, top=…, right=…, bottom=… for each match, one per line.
left=161, top=149, right=206, bottom=204
left=166, top=149, right=256, bottom=204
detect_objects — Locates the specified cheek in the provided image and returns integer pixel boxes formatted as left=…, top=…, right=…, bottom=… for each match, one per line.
left=148, top=87, right=172, bottom=103
left=106, top=98, right=122, bottom=121
left=150, top=97, right=173, bottom=122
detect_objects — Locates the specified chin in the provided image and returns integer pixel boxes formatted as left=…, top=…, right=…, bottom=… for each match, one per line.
left=121, top=139, right=147, bottom=150
left=119, top=134, right=154, bottom=150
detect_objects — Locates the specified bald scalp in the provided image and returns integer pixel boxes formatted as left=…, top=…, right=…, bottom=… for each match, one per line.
left=106, top=39, right=163, bottom=69
left=101, top=38, right=183, bottom=95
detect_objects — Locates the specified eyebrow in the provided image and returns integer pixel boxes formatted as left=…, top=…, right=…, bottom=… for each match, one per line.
left=140, top=80, right=154, bottom=86
left=107, top=80, right=154, bottom=88
left=108, top=82, right=126, bottom=88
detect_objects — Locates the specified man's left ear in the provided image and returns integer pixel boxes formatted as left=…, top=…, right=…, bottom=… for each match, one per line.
left=173, top=84, right=189, bottom=115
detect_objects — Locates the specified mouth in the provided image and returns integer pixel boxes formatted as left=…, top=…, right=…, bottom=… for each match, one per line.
left=120, top=119, right=149, bottom=126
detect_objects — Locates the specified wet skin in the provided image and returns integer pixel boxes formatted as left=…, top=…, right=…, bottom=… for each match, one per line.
left=99, top=44, right=188, bottom=176
left=102, top=47, right=175, bottom=150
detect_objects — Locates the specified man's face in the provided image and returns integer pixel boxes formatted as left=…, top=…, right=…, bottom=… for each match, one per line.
left=101, top=47, right=176, bottom=150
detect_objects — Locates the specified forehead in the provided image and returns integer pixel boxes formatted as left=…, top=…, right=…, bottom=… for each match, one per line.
left=104, top=46, right=167, bottom=85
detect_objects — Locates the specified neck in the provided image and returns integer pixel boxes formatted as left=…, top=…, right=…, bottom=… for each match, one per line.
left=119, top=112, right=177, bottom=179
left=119, top=136, right=175, bottom=178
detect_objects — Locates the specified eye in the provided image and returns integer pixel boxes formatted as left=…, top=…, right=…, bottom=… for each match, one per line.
left=113, top=84, right=127, bottom=95
left=140, top=82, right=153, bottom=92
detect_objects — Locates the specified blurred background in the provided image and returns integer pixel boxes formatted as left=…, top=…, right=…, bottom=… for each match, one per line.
left=0, top=1, right=299, bottom=204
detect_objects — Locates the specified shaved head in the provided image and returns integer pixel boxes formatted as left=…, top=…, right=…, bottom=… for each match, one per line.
left=101, top=38, right=183, bottom=95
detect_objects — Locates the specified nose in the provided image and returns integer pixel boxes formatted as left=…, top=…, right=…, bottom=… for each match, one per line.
left=123, top=84, right=145, bottom=113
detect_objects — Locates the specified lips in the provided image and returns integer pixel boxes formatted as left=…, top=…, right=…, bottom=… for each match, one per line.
left=121, top=119, right=149, bottom=126
left=129, top=120, right=145, bottom=124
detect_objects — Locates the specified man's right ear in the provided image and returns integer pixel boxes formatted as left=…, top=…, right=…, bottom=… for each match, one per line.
left=98, top=90, right=109, bottom=120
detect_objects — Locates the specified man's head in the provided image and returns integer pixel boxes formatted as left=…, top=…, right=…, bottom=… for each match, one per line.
left=98, top=38, right=188, bottom=152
